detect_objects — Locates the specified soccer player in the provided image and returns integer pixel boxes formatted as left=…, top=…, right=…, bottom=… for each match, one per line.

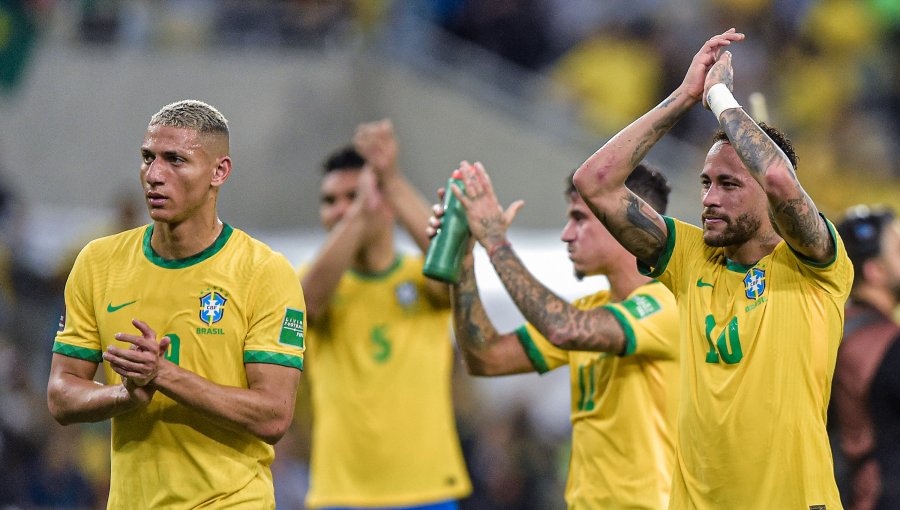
left=833, top=206, right=900, bottom=510
left=572, top=29, right=853, bottom=508
left=299, top=120, right=471, bottom=509
left=435, top=161, right=679, bottom=508
left=47, top=100, right=306, bottom=509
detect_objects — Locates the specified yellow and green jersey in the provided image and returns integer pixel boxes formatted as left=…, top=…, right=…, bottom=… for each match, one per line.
left=516, top=281, right=679, bottom=509
left=300, top=254, right=471, bottom=508
left=643, top=216, right=852, bottom=509
left=53, top=224, right=306, bottom=509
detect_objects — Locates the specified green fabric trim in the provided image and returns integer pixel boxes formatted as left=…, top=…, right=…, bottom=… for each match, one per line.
left=788, top=214, right=840, bottom=268
left=350, top=255, right=403, bottom=280
left=244, top=350, right=304, bottom=370
left=725, top=258, right=756, bottom=273
left=601, top=305, right=635, bottom=357
left=639, top=216, right=676, bottom=278
left=143, top=224, right=234, bottom=269
left=515, top=325, right=550, bottom=374
left=52, top=341, right=102, bottom=363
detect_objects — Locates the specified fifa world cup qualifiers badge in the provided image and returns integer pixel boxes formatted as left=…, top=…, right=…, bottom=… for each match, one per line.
left=280, top=309, right=305, bottom=349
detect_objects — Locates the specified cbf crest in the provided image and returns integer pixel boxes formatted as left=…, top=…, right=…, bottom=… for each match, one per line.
left=743, top=267, right=766, bottom=300
left=395, top=281, right=418, bottom=309
left=199, top=287, right=228, bottom=325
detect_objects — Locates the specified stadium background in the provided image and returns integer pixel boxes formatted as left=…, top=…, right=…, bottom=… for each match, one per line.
left=0, top=0, right=896, bottom=508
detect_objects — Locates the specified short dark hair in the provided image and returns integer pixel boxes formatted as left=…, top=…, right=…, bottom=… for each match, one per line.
left=322, top=146, right=366, bottom=174
left=836, top=205, right=895, bottom=283
left=566, top=162, right=671, bottom=214
left=713, top=122, right=798, bottom=171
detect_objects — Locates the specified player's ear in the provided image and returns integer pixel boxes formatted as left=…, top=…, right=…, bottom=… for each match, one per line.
left=211, top=156, right=231, bottom=188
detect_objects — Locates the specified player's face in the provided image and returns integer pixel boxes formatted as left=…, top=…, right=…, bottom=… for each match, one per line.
left=140, top=125, right=227, bottom=225
left=319, top=169, right=359, bottom=231
left=561, top=192, right=622, bottom=279
left=318, top=169, right=392, bottom=234
left=699, top=141, right=768, bottom=248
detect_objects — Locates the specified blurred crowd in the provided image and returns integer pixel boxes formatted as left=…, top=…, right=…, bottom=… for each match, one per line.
left=0, top=0, right=897, bottom=508
left=60, top=0, right=900, bottom=211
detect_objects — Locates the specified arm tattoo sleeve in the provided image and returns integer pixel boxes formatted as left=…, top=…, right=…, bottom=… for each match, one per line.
left=452, top=263, right=498, bottom=350
left=722, top=111, right=832, bottom=257
left=590, top=194, right=667, bottom=267
left=489, top=245, right=621, bottom=352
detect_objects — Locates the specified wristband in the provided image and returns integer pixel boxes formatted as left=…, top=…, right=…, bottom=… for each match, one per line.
left=707, top=83, right=741, bottom=120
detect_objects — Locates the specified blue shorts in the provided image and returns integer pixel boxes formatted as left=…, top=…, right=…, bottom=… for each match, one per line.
left=320, top=500, right=459, bottom=510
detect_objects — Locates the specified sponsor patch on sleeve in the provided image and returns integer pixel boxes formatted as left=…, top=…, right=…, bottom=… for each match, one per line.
left=622, top=294, right=661, bottom=320
left=279, top=308, right=305, bottom=348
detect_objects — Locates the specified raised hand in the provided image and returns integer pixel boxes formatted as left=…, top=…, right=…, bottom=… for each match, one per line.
left=451, top=161, right=524, bottom=253
left=353, top=119, right=399, bottom=182
left=680, top=28, right=744, bottom=103
left=104, top=319, right=171, bottom=387
left=703, top=50, right=735, bottom=107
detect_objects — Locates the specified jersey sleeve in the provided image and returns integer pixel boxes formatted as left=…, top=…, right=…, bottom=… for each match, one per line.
left=52, top=241, right=103, bottom=362
left=514, top=323, right=569, bottom=374
left=243, top=253, right=306, bottom=370
left=786, top=215, right=854, bottom=297
left=638, top=216, right=704, bottom=299
left=600, top=282, right=679, bottom=360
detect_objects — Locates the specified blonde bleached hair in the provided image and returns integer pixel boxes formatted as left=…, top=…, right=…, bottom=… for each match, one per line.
left=149, top=100, right=229, bottom=138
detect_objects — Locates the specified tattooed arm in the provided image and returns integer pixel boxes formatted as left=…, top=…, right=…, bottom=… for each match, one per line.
left=486, top=243, right=627, bottom=353
left=452, top=162, right=627, bottom=353
left=573, top=29, right=745, bottom=267
left=451, top=246, right=536, bottom=376
left=706, top=53, right=834, bottom=263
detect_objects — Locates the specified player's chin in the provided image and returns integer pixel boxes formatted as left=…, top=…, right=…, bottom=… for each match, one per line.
left=148, top=208, right=176, bottom=223
left=702, top=230, right=729, bottom=248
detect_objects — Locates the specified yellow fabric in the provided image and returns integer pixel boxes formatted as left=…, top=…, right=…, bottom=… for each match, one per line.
left=54, top=225, right=306, bottom=509
left=301, top=255, right=471, bottom=508
left=517, top=282, right=679, bottom=509
left=552, top=36, right=662, bottom=136
left=646, top=217, right=852, bottom=509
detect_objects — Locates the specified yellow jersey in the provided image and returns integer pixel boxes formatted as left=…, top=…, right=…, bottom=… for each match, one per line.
left=516, top=281, right=679, bottom=509
left=53, top=224, right=306, bottom=509
left=642, top=216, right=852, bottom=509
left=301, top=254, right=471, bottom=508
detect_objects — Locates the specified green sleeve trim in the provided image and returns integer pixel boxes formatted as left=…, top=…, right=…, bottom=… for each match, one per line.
left=788, top=214, right=840, bottom=269
left=600, top=305, right=635, bottom=357
left=244, top=350, right=304, bottom=370
left=52, top=341, right=102, bottom=363
left=638, top=216, right=676, bottom=278
left=514, top=325, right=550, bottom=374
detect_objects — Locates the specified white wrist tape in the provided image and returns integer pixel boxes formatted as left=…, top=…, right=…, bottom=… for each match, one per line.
left=707, top=83, right=741, bottom=120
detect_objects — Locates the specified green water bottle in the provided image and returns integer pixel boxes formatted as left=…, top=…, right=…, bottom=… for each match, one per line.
left=423, top=170, right=469, bottom=283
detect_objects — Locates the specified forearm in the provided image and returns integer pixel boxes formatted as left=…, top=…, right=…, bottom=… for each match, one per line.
left=382, top=174, right=433, bottom=254
left=489, top=245, right=624, bottom=352
left=574, top=89, right=694, bottom=201
left=719, top=108, right=831, bottom=260
left=153, top=362, right=298, bottom=444
left=301, top=216, right=367, bottom=322
left=452, top=260, right=532, bottom=375
left=47, top=372, right=141, bottom=425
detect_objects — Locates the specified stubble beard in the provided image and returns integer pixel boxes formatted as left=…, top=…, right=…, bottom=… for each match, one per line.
left=703, top=212, right=762, bottom=248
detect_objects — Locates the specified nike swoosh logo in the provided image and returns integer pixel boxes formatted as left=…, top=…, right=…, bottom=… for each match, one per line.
left=107, top=300, right=138, bottom=312
left=696, top=278, right=714, bottom=288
